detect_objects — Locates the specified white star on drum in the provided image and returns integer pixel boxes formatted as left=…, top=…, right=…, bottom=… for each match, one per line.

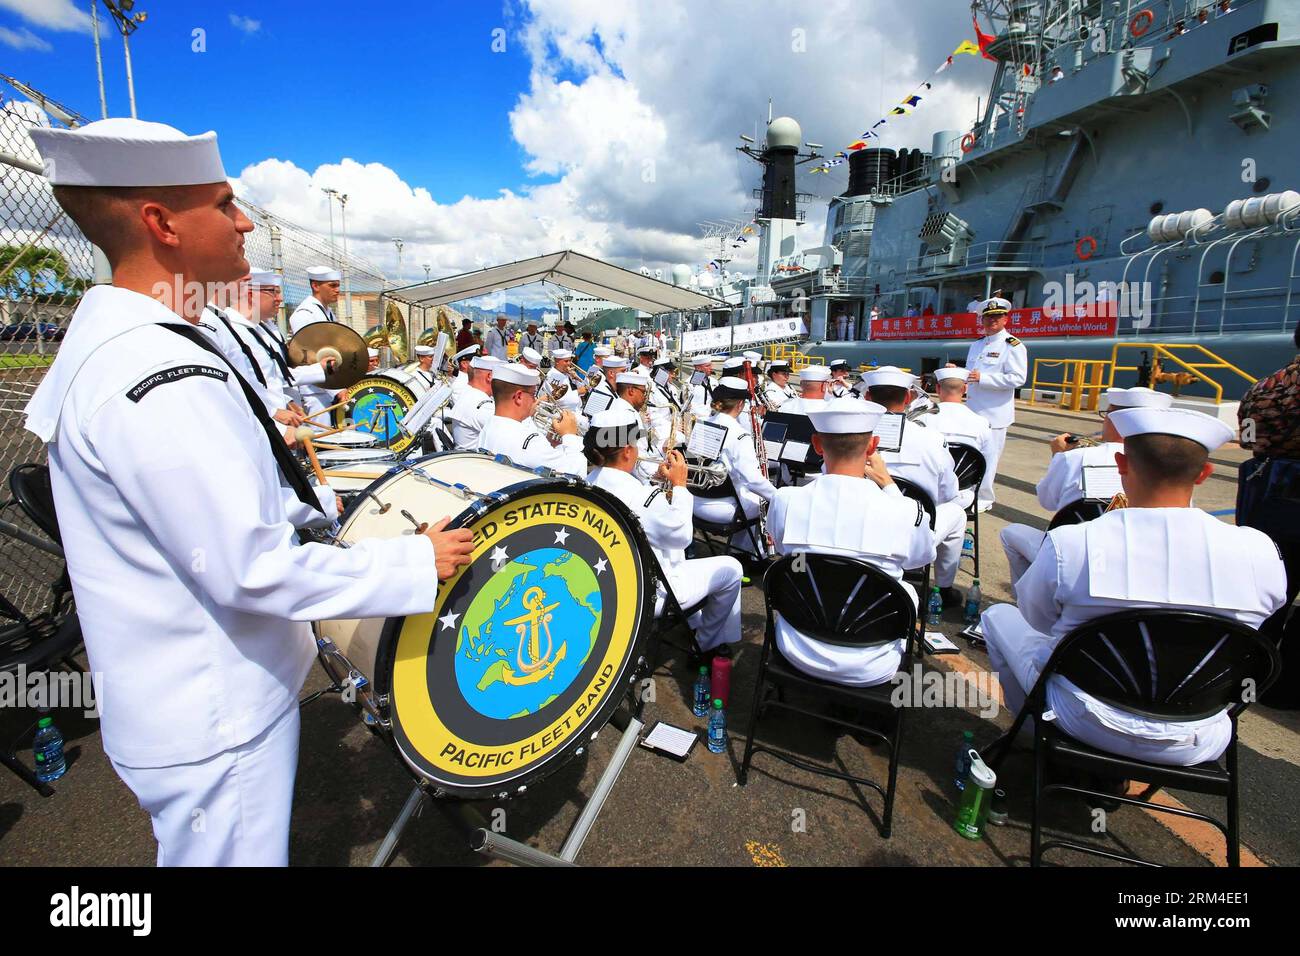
left=594, top=557, right=608, bottom=575
left=554, top=528, right=570, bottom=545
left=490, top=545, right=509, bottom=571
left=438, top=610, right=460, bottom=632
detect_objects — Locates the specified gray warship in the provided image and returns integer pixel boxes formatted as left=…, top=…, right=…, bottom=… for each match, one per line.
left=777, top=0, right=1299, bottom=388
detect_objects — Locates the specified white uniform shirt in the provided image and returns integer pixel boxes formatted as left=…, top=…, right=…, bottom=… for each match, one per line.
left=768, top=475, right=935, bottom=684
left=200, top=305, right=277, bottom=416
left=477, top=414, right=587, bottom=477
left=1014, top=508, right=1286, bottom=748
left=446, top=387, right=495, bottom=450
left=1036, top=442, right=1123, bottom=513
left=287, top=294, right=336, bottom=334
left=762, top=379, right=797, bottom=409
left=709, top=413, right=777, bottom=502
left=828, top=378, right=853, bottom=399
left=24, top=286, right=440, bottom=768
left=777, top=396, right=825, bottom=416
left=689, top=375, right=714, bottom=419
left=219, top=309, right=297, bottom=413
left=932, top=401, right=994, bottom=462
left=589, top=466, right=693, bottom=570
left=879, top=417, right=960, bottom=507
left=519, top=330, right=545, bottom=354
left=964, top=328, right=1028, bottom=428
left=484, top=326, right=511, bottom=360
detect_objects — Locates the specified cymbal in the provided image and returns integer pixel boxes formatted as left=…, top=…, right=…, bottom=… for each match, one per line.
left=287, top=322, right=368, bottom=390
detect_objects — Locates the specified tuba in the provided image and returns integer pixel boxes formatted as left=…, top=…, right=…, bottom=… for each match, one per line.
left=365, top=301, right=410, bottom=364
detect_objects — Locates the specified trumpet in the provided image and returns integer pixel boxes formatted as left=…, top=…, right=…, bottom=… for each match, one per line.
left=638, top=451, right=729, bottom=490
left=905, top=401, right=940, bottom=422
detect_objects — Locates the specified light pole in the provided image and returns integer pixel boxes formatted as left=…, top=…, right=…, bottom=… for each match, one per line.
left=90, top=1, right=108, bottom=119
left=102, top=1, right=147, bottom=119
left=422, top=263, right=431, bottom=282
left=321, top=187, right=339, bottom=266
left=392, top=237, right=404, bottom=288
left=338, top=193, right=352, bottom=323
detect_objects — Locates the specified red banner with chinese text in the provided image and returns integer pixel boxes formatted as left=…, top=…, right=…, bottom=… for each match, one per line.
left=868, top=306, right=1117, bottom=341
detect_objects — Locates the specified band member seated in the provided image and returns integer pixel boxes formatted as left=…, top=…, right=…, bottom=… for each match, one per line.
left=584, top=354, right=622, bottom=413
left=1000, top=386, right=1173, bottom=583
left=981, top=407, right=1287, bottom=765
left=449, top=343, right=478, bottom=396
left=446, top=355, right=498, bottom=450
left=693, top=376, right=778, bottom=555
left=689, top=354, right=717, bottom=418
left=646, top=355, right=679, bottom=447
left=545, top=348, right=584, bottom=416
left=762, top=359, right=797, bottom=409
left=478, top=361, right=585, bottom=476
left=722, top=355, right=757, bottom=431
left=767, top=398, right=936, bottom=685
left=586, top=408, right=744, bottom=654
left=779, top=364, right=830, bottom=414
left=412, top=344, right=437, bottom=387
left=865, top=366, right=966, bottom=607
left=930, top=367, right=992, bottom=507
left=827, top=359, right=853, bottom=398
left=610, top=368, right=658, bottom=480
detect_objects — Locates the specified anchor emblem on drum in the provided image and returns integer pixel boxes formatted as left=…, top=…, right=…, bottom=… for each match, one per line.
left=502, top=587, right=560, bottom=676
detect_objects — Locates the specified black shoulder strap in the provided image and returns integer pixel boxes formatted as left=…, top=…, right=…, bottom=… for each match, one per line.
left=161, top=323, right=323, bottom=515
left=248, top=323, right=296, bottom=384
left=208, top=307, right=267, bottom=387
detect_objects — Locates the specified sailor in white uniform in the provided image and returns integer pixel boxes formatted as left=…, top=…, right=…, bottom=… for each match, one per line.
left=446, top=355, right=498, bottom=450
left=449, top=343, right=478, bottom=397
left=768, top=399, right=936, bottom=685
left=608, top=368, right=659, bottom=481
left=865, top=366, right=967, bottom=606
left=287, top=265, right=348, bottom=415
left=545, top=349, right=584, bottom=418
left=779, top=364, right=830, bottom=415
left=554, top=322, right=576, bottom=353
left=367, top=347, right=380, bottom=372
left=930, top=367, right=993, bottom=509
left=411, top=344, right=438, bottom=388
left=519, top=320, right=545, bottom=356
left=581, top=354, right=623, bottom=424
left=721, top=356, right=756, bottom=433
left=517, top=346, right=543, bottom=373
left=761, top=360, right=798, bottom=409
left=235, top=270, right=308, bottom=425
left=957, top=297, right=1027, bottom=511
left=688, top=354, right=717, bottom=419
left=645, top=355, right=680, bottom=448
left=827, top=359, right=853, bottom=398
left=484, top=314, right=512, bottom=360
left=477, top=362, right=585, bottom=476
left=982, top=407, right=1287, bottom=765
left=25, top=117, right=474, bottom=866
left=586, top=408, right=744, bottom=653
left=692, top=377, right=778, bottom=555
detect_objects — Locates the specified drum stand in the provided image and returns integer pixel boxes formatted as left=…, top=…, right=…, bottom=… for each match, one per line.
left=370, top=694, right=647, bottom=868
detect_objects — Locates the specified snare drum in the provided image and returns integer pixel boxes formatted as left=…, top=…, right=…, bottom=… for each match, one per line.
left=337, top=368, right=431, bottom=454
left=315, top=446, right=398, bottom=469
left=323, top=429, right=378, bottom=448
left=316, top=452, right=656, bottom=799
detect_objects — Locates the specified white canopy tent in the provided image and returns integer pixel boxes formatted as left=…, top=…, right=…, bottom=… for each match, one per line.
left=388, top=250, right=725, bottom=315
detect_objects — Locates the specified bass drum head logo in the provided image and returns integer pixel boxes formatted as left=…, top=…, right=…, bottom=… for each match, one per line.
left=335, top=376, right=418, bottom=453
left=386, top=487, right=649, bottom=797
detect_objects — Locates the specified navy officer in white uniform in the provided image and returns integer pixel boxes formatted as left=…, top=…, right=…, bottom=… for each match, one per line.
left=957, top=297, right=1027, bottom=511
left=981, top=407, right=1286, bottom=765
left=586, top=408, right=744, bottom=654
left=25, top=118, right=474, bottom=866
left=768, top=399, right=935, bottom=685
left=477, top=361, right=586, bottom=476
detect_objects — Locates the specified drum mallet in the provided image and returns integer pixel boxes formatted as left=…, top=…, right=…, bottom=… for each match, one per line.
left=305, top=398, right=352, bottom=423
left=296, top=426, right=328, bottom=485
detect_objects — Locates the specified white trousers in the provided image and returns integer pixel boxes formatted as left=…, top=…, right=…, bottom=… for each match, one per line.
left=981, top=605, right=1231, bottom=766
left=111, top=704, right=300, bottom=867
left=694, top=490, right=766, bottom=556
left=658, top=555, right=744, bottom=652
left=932, top=500, right=968, bottom=588
left=978, top=426, right=1008, bottom=507
left=1000, top=523, right=1047, bottom=585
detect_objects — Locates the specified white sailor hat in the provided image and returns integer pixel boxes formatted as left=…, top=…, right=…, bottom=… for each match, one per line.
left=690, top=355, right=713, bottom=367
left=652, top=355, right=675, bottom=368
left=367, top=348, right=379, bottom=359
left=493, top=362, right=540, bottom=387
left=28, top=117, right=227, bottom=187
left=1104, top=386, right=1174, bottom=410
left=552, top=348, right=574, bottom=360
left=520, top=347, right=543, bottom=365
left=713, top=376, right=751, bottom=401
left=808, top=398, right=887, bottom=435
left=798, top=365, right=832, bottom=383
left=933, top=367, right=968, bottom=383
left=616, top=369, right=651, bottom=389
left=587, top=407, right=643, bottom=447
left=722, top=356, right=747, bottom=372
left=768, top=359, right=791, bottom=373
left=979, top=296, right=1012, bottom=316
left=594, top=346, right=614, bottom=357
left=470, top=355, right=501, bottom=371
left=603, top=356, right=629, bottom=369
left=637, top=345, right=657, bottom=355
left=863, top=365, right=915, bottom=389
left=744, top=350, right=763, bottom=364
left=414, top=345, right=436, bottom=356
left=829, top=359, right=850, bottom=371
left=453, top=344, right=480, bottom=361
left=307, top=266, right=341, bottom=283
left=1109, top=406, right=1233, bottom=453
left=248, top=268, right=282, bottom=288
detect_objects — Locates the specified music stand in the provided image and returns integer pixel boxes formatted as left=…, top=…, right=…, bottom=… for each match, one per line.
left=763, top=410, right=822, bottom=485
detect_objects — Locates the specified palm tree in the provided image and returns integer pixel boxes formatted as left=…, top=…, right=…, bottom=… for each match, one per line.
left=0, top=246, right=88, bottom=304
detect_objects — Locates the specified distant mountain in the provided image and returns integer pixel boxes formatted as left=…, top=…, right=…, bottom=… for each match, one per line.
left=455, top=302, right=555, bottom=326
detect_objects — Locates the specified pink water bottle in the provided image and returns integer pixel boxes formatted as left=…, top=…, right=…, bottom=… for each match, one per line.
left=710, top=655, right=732, bottom=708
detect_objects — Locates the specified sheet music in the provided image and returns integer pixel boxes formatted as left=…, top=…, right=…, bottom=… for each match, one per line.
left=780, top=440, right=811, bottom=464
left=399, top=384, right=453, bottom=437
left=654, top=367, right=670, bottom=388
left=429, top=331, right=450, bottom=374
left=690, top=370, right=707, bottom=387
left=762, top=421, right=788, bottom=465
left=1082, top=465, right=1123, bottom=500
left=583, top=389, right=613, bottom=417
left=641, top=722, right=697, bottom=758
left=874, top=413, right=906, bottom=453
left=686, top=420, right=727, bottom=461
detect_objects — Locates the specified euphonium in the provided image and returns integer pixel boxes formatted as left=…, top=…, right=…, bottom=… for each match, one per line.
left=639, top=452, right=729, bottom=490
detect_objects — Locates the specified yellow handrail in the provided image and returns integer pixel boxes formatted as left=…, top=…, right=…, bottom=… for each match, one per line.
left=1108, top=343, right=1257, bottom=404
left=1029, top=358, right=1111, bottom=411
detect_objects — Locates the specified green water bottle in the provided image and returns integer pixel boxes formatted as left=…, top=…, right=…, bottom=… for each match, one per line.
left=953, top=749, right=997, bottom=840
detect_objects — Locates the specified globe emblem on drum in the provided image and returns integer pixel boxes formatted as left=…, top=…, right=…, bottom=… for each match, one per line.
left=453, top=546, right=601, bottom=720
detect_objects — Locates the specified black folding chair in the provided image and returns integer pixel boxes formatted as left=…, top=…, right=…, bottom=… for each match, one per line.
left=946, top=442, right=986, bottom=580
left=690, top=469, right=766, bottom=563
left=987, top=609, right=1279, bottom=867
left=740, top=554, right=918, bottom=838
left=893, top=477, right=936, bottom=603
left=1047, top=497, right=1108, bottom=530
left=644, top=549, right=710, bottom=671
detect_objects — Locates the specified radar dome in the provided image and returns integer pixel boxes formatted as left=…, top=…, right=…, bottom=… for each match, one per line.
left=766, top=116, right=802, bottom=150
left=670, top=264, right=692, bottom=286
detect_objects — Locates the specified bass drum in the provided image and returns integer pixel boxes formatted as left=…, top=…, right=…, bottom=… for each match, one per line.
left=315, top=452, right=656, bottom=800
left=335, top=368, right=430, bottom=454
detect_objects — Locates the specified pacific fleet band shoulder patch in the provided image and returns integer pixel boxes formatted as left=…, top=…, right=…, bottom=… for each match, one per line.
left=127, top=364, right=228, bottom=403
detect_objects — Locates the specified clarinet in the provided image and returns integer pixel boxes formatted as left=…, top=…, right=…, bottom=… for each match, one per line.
left=745, top=366, right=773, bottom=556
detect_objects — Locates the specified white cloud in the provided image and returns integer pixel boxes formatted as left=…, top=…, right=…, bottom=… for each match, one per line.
left=234, top=0, right=991, bottom=292
left=0, top=24, right=51, bottom=51
left=0, top=0, right=92, bottom=33
left=229, top=14, right=261, bottom=35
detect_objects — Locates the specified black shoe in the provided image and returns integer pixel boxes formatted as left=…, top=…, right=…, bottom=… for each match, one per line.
left=939, top=586, right=963, bottom=609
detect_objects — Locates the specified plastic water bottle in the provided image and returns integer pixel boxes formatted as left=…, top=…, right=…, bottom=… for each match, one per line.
left=964, top=579, right=982, bottom=624
left=33, top=714, right=67, bottom=783
left=707, top=699, right=727, bottom=753
left=954, top=730, right=975, bottom=790
left=692, top=666, right=711, bottom=717
left=962, top=529, right=974, bottom=554
left=927, top=587, right=943, bottom=626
